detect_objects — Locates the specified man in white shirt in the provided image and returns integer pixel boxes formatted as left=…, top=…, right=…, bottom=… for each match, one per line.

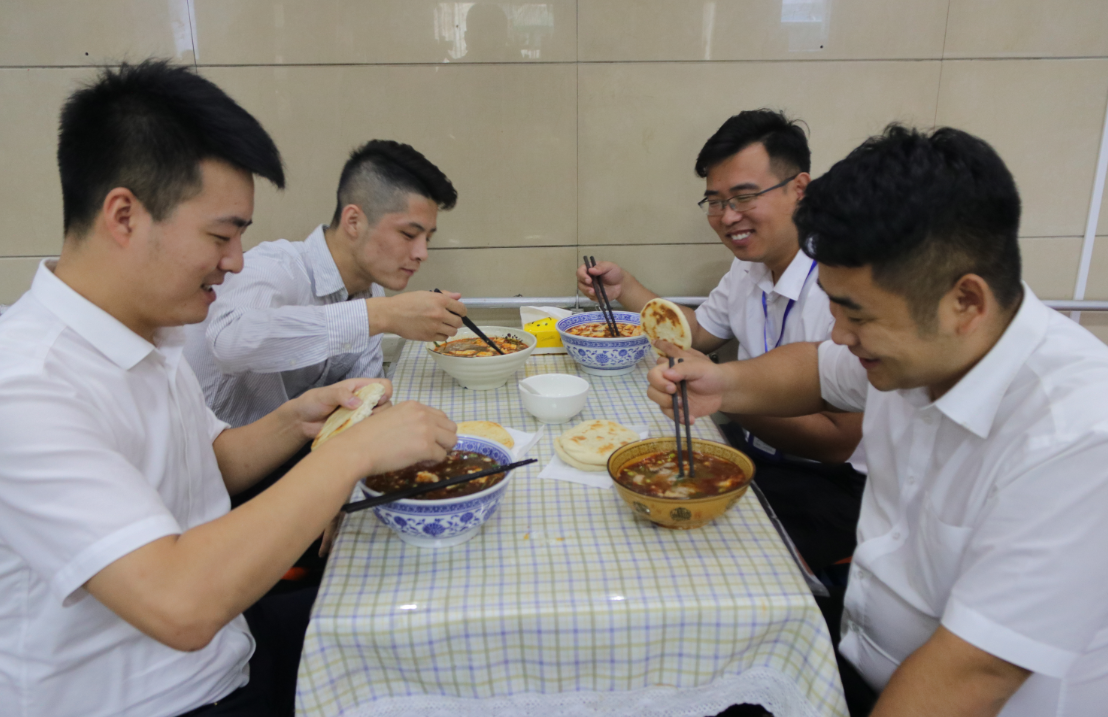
left=578, top=110, right=864, bottom=573
left=0, top=61, right=456, bottom=717
left=185, top=140, right=465, bottom=429
left=648, top=125, right=1108, bottom=716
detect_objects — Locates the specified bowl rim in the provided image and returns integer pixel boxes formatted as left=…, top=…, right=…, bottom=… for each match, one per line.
left=424, top=326, right=538, bottom=360
left=606, top=437, right=755, bottom=503
left=555, top=311, right=648, bottom=343
left=361, top=434, right=516, bottom=506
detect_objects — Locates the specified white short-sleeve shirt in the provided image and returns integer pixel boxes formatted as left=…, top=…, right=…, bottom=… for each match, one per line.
left=819, top=286, right=1108, bottom=715
left=184, top=224, right=384, bottom=427
left=0, top=261, right=253, bottom=717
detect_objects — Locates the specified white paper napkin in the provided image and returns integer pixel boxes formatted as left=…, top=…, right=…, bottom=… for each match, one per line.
left=537, top=424, right=650, bottom=489
left=504, top=425, right=545, bottom=462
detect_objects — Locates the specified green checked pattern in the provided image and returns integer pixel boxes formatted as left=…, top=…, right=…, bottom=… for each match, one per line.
left=296, top=344, right=847, bottom=717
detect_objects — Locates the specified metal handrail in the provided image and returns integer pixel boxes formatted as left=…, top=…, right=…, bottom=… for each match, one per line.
left=458, top=296, right=1108, bottom=312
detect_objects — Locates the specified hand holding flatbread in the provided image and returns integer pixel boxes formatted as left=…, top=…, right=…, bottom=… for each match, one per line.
left=554, top=419, right=639, bottom=472
left=456, top=420, right=515, bottom=449
left=640, top=298, right=693, bottom=357
left=312, top=383, right=388, bottom=449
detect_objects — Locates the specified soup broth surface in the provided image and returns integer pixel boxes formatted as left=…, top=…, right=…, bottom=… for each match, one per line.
left=615, top=450, right=745, bottom=499
left=566, top=321, right=642, bottom=338
left=364, top=450, right=505, bottom=500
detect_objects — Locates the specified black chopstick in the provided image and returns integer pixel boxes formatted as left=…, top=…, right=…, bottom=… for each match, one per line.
left=433, top=288, right=503, bottom=355
left=341, top=458, right=537, bottom=513
left=584, top=256, right=619, bottom=338
left=678, top=358, right=694, bottom=477
left=668, top=357, right=685, bottom=478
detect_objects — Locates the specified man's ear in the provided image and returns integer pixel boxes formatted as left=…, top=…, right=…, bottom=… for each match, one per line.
left=793, top=172, right=811, bottom=201
left=946, top=273, right=991, bottom=335
left=339, top=204, right=366, bottom=240
left=101, top=187, right=143, bottom=248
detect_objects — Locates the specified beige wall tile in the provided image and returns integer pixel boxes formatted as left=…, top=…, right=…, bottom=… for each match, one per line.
left=0, top=69, right=84, bottom=258
left=0, top=0, right=194, bottom=66
left=1020, top=236, right=1082, bottom=300
left=400, top=246, right=580, bottom=297
left=1079, top=312, right=1108, bottom=345
left=579, top=61, right=941, bottom=247
left=193, top=0, right=575, bottom=65
left=936, top=59, right=1108, bottom=238
left=579, top=0, right=948, bottom=62
left=578, top=243, right=734, bottom=301
left=1100, top=163, right=1108, bottom=236
left=1083, top=235, right=1108, bottom=301
left=945, top=0, right=1108, bottom=59
left=0, top=256, right=46, bottom=305
left=202, top=65, right=576, bottom=252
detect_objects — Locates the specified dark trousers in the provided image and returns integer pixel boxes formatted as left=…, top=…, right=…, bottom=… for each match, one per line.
left=719, top=422, right=865, bottom=573
left=815, top=586, right=879, bottom=717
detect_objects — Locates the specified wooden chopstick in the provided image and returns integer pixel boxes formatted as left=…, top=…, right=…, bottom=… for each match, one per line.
left=433, top=288, right=503, bottom=355
left=678, top=358, right=695, bottom=477
left=584, top=256, right=620, bottom=338
left=668, top=357, right=685, bottom=478
left=341, top=458, right=538, bottom=513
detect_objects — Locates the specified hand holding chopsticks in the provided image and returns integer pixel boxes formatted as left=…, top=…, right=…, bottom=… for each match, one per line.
left=433, top=288, right=503, bottom=354
left=342, top=458, right=537, bottom=513
left=583, top=256, right=620, bottom=338
left=668, top=357, right=695, bottom=479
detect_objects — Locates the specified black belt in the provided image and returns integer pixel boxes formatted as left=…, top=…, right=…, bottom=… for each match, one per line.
left=174, top=685, right=246, bottom=717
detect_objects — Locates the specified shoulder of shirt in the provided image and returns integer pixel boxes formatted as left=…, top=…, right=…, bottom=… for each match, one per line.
left=221, top=239, right=310, bottom=293
left=0, top=297, right=68, bottom=380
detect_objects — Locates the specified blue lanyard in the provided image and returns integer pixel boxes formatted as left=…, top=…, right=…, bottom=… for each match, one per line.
left=762, top=260, right=817, bottom=354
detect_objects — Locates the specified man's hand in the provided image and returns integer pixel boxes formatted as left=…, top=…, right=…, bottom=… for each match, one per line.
left=292, top=378, right=393, bottom=441
left=365, top=290, right=465, bottom=342
left=322, top=400, right=457, bottom=477
left=646, top=343, right=729, bottom=422
left=576, top=260, right=626, bottom=303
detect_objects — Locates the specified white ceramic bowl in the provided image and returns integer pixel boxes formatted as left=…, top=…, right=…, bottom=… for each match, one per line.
left=555, top=311, right=652, bottom=377
left=425, top=326, right=537, bottom=390
left=518, top=374, right=590, bottom=424
left=359, top=435, right=515, bottom=548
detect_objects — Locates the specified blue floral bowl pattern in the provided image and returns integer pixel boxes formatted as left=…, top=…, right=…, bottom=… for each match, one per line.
left=556, top=311, right=652, bottom=377
left=359, top=435, right=515, bottom=548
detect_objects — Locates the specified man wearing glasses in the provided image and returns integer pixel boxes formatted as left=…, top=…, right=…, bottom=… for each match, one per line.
left=577, top=109, right=865, bottom=577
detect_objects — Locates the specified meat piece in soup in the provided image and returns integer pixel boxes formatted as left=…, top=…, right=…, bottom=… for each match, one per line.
left=565, top=322, right=642, bottom=338
left=615, top=450, right=745, bottom=499
left=363, top=450, right=504, bottom=500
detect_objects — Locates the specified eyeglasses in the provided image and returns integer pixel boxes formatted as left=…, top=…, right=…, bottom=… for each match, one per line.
left=697, top=174, right=799, bottom=216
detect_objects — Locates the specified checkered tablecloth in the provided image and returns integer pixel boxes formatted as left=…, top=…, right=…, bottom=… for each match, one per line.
left=297, top=343, right=847, bottom=717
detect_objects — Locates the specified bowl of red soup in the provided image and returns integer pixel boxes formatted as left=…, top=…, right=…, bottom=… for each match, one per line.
left=358, top=435, right=516, bottom=548
left=607, top=438, right=754, bottom=529
left=426, top=326, right=537, bottom=390
left=556, top=311, right=651, bottom=377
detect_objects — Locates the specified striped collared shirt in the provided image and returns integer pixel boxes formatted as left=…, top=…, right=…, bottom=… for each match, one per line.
left=184, top=224, right=384, bottom=427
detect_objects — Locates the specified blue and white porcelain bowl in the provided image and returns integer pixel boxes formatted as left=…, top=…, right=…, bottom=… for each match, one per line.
left=359, top=435, right=515, bottom=548
left=556, top=311, right=652, bottom=377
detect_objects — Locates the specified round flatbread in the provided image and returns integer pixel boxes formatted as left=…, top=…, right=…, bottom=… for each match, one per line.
left=556, top=419, right=640, bottom=471
left=553, top=437, right=606, bottom=472
left=311, top=383, right=387, bottom=449
left=640, top=298, right=693, bottom=357
left=456, top=420, right=514, bottom=449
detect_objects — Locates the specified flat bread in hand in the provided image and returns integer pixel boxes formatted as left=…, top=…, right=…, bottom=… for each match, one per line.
left=457, top=420, right=515, bottom=448
left=641, top=298, right=692, bottom=357
left=311, top=383, right=387, bottom=449
left=555, top=419, right=640, bottom=472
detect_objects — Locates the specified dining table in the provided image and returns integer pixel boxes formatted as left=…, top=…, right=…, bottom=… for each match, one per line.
left=295, top=340, right=849, bottom=717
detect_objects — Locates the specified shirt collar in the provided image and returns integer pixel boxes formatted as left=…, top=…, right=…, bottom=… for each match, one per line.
left=305, top=224, right=349, bottom=299
left=931, top=282, right=1050, bottom=438
left=30, top=259, right=160, bottom=371
left=748, top=249, right=813, bottom=301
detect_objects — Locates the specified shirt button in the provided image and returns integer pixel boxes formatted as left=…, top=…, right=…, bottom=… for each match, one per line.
left=893, top=531, right=901, bottom=540
left=343, top=343, right=352, bottom=351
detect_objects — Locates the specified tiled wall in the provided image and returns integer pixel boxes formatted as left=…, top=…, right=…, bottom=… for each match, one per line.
left=2, top=1, right=1107, bottom=338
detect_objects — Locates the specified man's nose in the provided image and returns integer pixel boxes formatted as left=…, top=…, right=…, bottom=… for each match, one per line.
left=220, top=236, right=245, bottom=274
left=830, top=315, right=856, bottom=347
left=412, top=237, right=429, bottom=262
left=720, top=204, right=745, bottom=224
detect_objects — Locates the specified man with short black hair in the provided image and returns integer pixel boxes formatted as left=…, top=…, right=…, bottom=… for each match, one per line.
left=186, top=139, right=465, bottom=428
left=579, top=109, right=864, bottom=573
left=0, top=60, right=455, bottom=717
left=649, top=125, right=1108, bottom=716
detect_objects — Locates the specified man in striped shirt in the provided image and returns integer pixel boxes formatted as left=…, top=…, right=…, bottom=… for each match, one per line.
left=185, top=140, right=465, bottom=429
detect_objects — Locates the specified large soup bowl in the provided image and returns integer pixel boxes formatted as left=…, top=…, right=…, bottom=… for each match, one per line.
left=426, top=326, right=537, bottom=390
left=359, top=435, right=515, bottom=548
left=607, top=437, right=755, bottom=530
left=555, top=311, right=652, bottom=377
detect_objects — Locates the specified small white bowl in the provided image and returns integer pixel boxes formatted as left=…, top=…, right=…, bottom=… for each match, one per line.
left=518, top=374, right=590, bottom=424
left=425, top=326, right=537, bottom=390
